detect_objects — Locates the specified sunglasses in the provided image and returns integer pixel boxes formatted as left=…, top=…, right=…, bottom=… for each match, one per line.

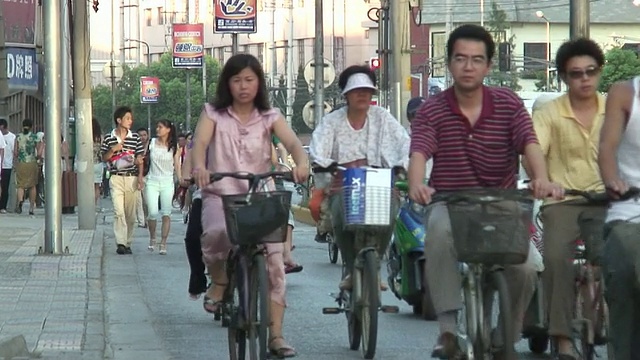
left=567, top=67, right=601, bottom=80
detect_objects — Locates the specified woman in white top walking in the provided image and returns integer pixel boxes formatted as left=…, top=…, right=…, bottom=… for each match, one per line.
left=145, top=119, right=181, bottom=254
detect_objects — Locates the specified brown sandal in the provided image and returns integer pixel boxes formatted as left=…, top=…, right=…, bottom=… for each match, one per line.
left=269, top=336, right=296, bottom=358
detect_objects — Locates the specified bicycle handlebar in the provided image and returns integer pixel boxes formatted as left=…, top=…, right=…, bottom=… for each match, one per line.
left=564, top=186, right=640, bottom=203
left=190, top=171, right=294, bottom=192
left=430, top=188, right=533, bottom=205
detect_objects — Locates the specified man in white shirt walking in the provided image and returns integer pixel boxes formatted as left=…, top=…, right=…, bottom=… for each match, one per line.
left=0, top=118, right=10, bottom=213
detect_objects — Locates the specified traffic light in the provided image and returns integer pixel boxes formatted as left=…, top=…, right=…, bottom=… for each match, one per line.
left=498, top=42, right=511, bottom=72
left=369, top=57, right=381, bottom=71
left=92, top=0, right=99, bottom=12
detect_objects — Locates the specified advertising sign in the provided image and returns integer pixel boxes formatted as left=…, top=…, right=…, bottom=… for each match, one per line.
left=140, top=76, right=160, bottom=104
left=213, top=0, right=257, bottom=34
left=172, top=23, right=204, bottom=68
left=2, top=0, right=37, bottom=46
left=7, top=47, right=38, bottom=90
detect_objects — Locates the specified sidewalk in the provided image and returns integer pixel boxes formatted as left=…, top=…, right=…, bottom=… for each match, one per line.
left=0, top=208, right=104, bottom=360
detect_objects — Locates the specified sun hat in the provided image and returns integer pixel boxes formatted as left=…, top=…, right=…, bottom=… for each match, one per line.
left=341, top=73, right=377, bottom=95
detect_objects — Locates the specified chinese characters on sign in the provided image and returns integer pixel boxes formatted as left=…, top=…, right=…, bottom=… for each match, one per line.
left=140, top=77, right=160, bottom=104
left=7, top=47, right=38, bottom=90
left=2, top=0, right=37, bottom=46
left=171, top=23, right=204, bottom=68
left=213, top=0, right=257, bottom=34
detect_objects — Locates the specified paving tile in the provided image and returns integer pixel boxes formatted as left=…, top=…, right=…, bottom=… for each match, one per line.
left=36, top=332, right=83, bottom=351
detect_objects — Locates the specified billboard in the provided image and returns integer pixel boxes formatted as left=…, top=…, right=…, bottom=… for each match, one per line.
left=2, top=0, right=37, bottom=46
left=140, top=77, right=160, bottom=103
left=213, top=0, right=257, bottom=34
left=7, top=47, right=38, bottom=90
left=172, top=23, right=204, bottom=68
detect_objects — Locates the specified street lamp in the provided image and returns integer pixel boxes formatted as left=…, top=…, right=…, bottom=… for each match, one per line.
left=536, top=10, right=551, bottom=92
left=125, top=38, right=152, bottom=133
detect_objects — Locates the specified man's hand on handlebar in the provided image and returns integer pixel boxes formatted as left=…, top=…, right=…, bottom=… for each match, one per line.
left=528, top=178, right=564, bottom=200
left=408, top=183, right=436, bottom=205
left=293, top=164, right=309, bottom=184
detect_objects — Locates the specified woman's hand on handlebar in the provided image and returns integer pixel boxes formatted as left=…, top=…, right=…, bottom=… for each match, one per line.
left=529, top=179, right=564, bottom=200
left=179, top=177, right=192, bottom=188
left=193, top=168, right=211, bottom=188
left=409, top=182, right=436, bottom=205
left=293, top=164, right=309, bottom=184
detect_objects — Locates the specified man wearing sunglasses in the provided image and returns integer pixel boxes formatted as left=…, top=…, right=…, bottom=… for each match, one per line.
left=526, top=38, right=607, bottom=360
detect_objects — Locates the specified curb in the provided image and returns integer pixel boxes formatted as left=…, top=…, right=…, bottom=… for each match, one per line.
left=291, top=205, right=315, bottom=226
left=0, top=335, right=35, bottom=359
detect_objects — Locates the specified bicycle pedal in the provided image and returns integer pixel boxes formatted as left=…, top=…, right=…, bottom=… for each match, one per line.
left=380, top=305, right=399, bottom=314
left=322, top=307, right=342, bottom=314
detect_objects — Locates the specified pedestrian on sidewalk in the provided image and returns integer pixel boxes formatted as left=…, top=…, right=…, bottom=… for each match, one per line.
left=92, top=118, right=104, bottom=209
left=179, top=139, right=208, bottom=299
left=144, top=120, right=181, bottom=255
left=14, top=119, right=42, bottom=215
left=0, top=118, right=15, bottom=213
left=136, top=127, right=150, bottom=227
left=101, top=106, right=145, bottom=255
left=191, top=54, right=309, bottom=358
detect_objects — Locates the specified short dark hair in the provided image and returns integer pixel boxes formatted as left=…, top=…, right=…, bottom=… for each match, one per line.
left=447, top=24, right=496, bottom=62
left=113, top=106, right=133, bottom=126
left=136, top=127, right=148, bottom=133
left=338, top=65, right=377, bottom=92
left=211, top=54, right=270, bottom=112
left=555, top=38, right=605, bottom=75
left=0, top=118, right=7, bottom=128
left=22, top=118, right=33, bottom=128
left=92, top=118, right=102, bottom=141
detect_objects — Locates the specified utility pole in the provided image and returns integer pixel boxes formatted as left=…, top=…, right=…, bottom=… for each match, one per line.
left=270, top=1, right=276, bottom=88
left=110, top=0, right=117, bottom=112
left=569, top=0, right=590, bottom=39
left=0, top=3, right=10, bottom=119
left=286, top=1, right=294, bottom=128
left=389, top=0, right=412, bottom=125
left=377, top=1, right=390, bottom=109
left=136, top=0, right=141, bottom=65
left=44, top=0, right=64, bottom=253
left=232, top=34, right=239, bottom=55
left=62, top=0, right=70, bottom=145
left=185, top=0, right=191, bottom=131
left=444, top=0, right=453, bottom=88
left=120, top=0, right=126, bottom=66
left=312, top=0, right=325, bottom=126
left=73, top=0, right=96, bottom=229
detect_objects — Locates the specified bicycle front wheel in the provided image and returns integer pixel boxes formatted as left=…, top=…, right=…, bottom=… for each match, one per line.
left=492, top=271, right=515, bottom=359
left=360, top=250, right=380, bottom=359
left=227, top=268, right=246, bottom=360
left=247, top=253, right=269, bottom=360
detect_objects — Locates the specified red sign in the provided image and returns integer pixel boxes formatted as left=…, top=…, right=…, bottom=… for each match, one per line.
left=140, top=77, right=160, bottom=104
left=2, top=0, right=37, bottom=46
left=172, top=23, right=204, bottom=68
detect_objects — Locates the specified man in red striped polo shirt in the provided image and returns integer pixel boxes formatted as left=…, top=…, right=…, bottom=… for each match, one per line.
left=407, top=24, right=563, bottom=358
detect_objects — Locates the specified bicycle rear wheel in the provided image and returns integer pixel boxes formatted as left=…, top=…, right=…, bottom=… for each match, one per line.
left=360, top=250, right=380, bottom=359
left=492, top=271, right=515, bottom=359
left=247, top=253, right=269, bottom=360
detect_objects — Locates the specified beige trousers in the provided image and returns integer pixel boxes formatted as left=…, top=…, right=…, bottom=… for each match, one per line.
left=110, top=175, right=139, bottom=246
left=424, top=203, right=538, bottom=343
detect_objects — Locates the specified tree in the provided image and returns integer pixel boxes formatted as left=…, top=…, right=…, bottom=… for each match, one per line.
left=92, top=53, right=221, bottom=133
left=598, top=48, right=640, bottom=93
left=292, top=65, right=312, bottom=134
left=485, top=1, right=521, bottom=91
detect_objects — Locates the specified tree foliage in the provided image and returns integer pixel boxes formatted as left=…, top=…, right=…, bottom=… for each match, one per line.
left=485, top=1, right=521, bottom=91
left=92, top=53, right=221, bottom=133
left=598, top=48, right=640, bottom=93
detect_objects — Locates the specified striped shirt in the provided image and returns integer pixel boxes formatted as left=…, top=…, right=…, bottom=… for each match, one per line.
left=101, top=129, right=144, bottom=176
left=410, top=86, right=538, bottom=190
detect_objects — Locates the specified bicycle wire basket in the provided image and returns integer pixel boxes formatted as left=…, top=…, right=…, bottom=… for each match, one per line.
left=447, top=199, right=534, bottom=265
left=222, top=190, right=292, bottom=246
left=342, top=184, right=393, bottom=231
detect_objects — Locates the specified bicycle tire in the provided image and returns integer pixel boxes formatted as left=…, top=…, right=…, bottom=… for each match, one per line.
left=227, top=269, right=247, bottom=360
left=360, top=250, right=380, bottom=359
left=328, top=242, right=339, bottom=264
left=491, top=271, right=515, bottom=359
left=247, top=253, right=269, bottom=360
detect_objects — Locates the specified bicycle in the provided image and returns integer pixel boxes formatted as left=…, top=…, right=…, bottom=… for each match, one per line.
left=198, top=171, right=293, bottom=360
left=320, top=164, right=401, bottom=360
left=524, top=188, right=640, bottom=359
left=428, top=188, right=535, bottom=359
